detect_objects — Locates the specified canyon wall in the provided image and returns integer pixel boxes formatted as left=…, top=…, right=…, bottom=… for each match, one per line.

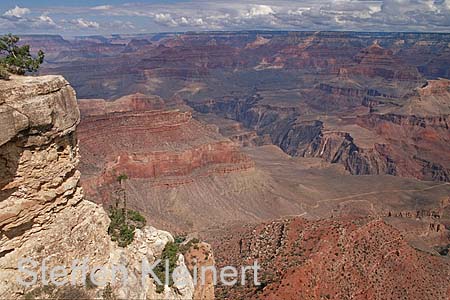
left=188, top=77, right=450, bottom=182
left=78, top=95, right=253, bottom=199
left=187, top=98, right=396, bottom=177
left=77, top=95, right=273, bottom=231
left=0, top=76, right=195, bottom=299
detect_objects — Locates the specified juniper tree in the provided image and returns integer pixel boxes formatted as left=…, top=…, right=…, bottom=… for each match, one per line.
left=0, top=33, right=44, bottom=79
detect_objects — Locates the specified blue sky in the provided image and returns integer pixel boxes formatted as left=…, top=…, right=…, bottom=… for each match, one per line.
left=0, top=0, right=187, bottom=8
left=1, top=0, right=449, bottom=36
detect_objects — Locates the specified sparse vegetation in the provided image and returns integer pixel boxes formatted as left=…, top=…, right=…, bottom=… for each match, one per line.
left=116, top=173, right=128, bottom=183
left=0, top=34, right=44, bottom=80
left=153, top=236, right=202, bottom=293
left=54, top=286, right=91, bottom=300
left=128, top=209, right=146, bottom=224
left=0, top=64, right=10, bottom=80
left=174, top=235, right=187, bottom=244
left=107, top=172, right=146, bottom=247
left=154, top=242, right=180, bottom=293
left=108, top=207, right=145, bottom=247
left=178, top=237, right=200, bottom=254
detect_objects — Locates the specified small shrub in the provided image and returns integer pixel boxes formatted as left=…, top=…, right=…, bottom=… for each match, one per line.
left=179, top=237, right=201, bottom=254
left=24, top=285, right=56, bottom=300
left=128, top=209, right=146, bottom=228
left=23, top=285, right=91, bottom=300
left=55, top=286, right=90, bottom=300
left=174, top=235, right=186, bottom=244
left=154, top=242, right=180, bottom=293
left=116, top=173, right=128, bottom=183
left=108, top=207, right=138, bottom=248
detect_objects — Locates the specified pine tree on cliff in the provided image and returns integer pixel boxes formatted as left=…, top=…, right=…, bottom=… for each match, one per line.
left=116, top=173, right=129, bottom=224
left=0, top=34, right=45, bottom=80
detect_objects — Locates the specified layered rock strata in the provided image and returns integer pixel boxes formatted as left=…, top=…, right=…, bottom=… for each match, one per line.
left=188, top=79, right=450, bottom=182
left=77, top=94, right=254, bottom=205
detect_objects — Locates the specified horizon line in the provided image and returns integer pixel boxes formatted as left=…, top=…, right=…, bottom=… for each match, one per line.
left=8, top=29, right=450, bottom=39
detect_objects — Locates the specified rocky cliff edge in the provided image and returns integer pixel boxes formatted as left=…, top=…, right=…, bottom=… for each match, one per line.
left=0, top=75, right=195, bottom=299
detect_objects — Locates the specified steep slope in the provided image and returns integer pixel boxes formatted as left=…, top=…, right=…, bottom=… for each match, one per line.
left=78, top=95, right=300, bottom=232
left=0, top=76, right=195, bottom=299
left=209, top=217, right=450, bottom=300
left=356, top=79, right=450, bottom=181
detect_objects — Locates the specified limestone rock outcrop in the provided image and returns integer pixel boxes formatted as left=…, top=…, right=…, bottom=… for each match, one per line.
left=0, top=76, right=195, bottom=299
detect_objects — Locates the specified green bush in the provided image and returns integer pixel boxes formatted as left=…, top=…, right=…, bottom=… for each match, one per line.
left=178, top=237, right=200, bottom=254
left=0, top=34, right=44, bottom=77
left=108, top=207, right=142, bottom=248
left=152, top=237, right=203, bottom=293
left=174, top=235, right=187, bottom=244
left=128, top=209, right=146, bottom=226
left=154, top=242, right=180, bottom=293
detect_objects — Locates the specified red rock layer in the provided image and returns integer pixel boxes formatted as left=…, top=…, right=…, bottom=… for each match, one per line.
left=209, top=217, right=450, bottom=300
left=77, top=95, right=253, bottom=204
left=351, top=43, right=423, bottom=82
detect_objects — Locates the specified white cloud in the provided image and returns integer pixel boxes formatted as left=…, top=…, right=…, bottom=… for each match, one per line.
left=71, top=18, right=100, bottom=29
left=3, top=6, right=30, bottom=18
left=37, top=15, right=57, bottom=27
left=192, top=18, right=205, bottom=26
left=154, top=13, right=178, bottom=27
left=288, top=8, right=311, bottom=16
left=0, top=6, right=59, bottom=30
left=245, top=5, right=275, bottom=17
left=91, top=5, right=113, bottom=11
left=3, top=0, right=450, bottom=33
left=153, top=13, right=209, bottom=28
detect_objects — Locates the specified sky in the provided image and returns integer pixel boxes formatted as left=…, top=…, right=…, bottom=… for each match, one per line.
left=0, top=0, right=449, bottom=36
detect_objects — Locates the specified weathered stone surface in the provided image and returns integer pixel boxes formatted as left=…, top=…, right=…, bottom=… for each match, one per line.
left=185, top=242, right=215, bottom=300
left=0, top=76, right=195, bottom=299
left=0, top=75, right=79, bottom=147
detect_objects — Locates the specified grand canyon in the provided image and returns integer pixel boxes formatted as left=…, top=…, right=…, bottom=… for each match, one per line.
left=1, top=28, right=450, bottom=299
